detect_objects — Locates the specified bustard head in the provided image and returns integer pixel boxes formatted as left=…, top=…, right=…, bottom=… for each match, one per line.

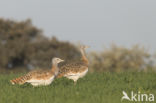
left=52, top=57, right=64, bottom=64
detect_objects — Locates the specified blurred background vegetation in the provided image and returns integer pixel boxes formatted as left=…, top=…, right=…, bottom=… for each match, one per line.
left=0, top=18, right=155, bottom=73
left=89, top=44, right=155, bottom=72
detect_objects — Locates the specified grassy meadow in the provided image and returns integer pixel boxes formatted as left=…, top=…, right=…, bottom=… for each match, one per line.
left=0, top=72, right=156, bottom=103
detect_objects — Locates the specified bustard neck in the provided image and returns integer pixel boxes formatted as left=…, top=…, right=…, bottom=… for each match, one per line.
left=80, top=48, right=89, bottom=65
left=51, top=63, right=59, bottom=76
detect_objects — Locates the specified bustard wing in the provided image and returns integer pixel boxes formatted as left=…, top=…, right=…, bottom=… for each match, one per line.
left=27, top=69, right=53, bottom=79
left=10, top=69, right=53, bottom=85
left=57, top=62, right=88, bottom=78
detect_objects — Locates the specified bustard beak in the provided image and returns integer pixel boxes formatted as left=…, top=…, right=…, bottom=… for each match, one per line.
left=60, top=59, right=64, bottom=62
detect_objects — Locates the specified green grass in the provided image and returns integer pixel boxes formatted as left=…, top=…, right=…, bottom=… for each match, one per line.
left=0, top=72, right=156, bottom=103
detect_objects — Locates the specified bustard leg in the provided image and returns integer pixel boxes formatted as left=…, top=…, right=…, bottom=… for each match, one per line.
left=74, top=80, right=77, bottom=85
left=74, top=81, right=77, bottom=85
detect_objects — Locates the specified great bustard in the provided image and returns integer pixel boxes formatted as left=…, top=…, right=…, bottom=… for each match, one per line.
left=57, top=45, right=89, bottom=84
left=10, top=57, right=64, bottom=86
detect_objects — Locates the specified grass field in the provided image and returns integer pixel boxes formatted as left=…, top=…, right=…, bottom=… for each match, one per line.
left=0, top=72, right=156, bottom=103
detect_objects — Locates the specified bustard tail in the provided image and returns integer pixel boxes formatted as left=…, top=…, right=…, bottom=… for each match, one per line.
left=10, top=75, right=30, bottom=85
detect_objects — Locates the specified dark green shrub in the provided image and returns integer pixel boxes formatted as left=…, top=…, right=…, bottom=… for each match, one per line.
left=0, top=18, right=80, bottom=70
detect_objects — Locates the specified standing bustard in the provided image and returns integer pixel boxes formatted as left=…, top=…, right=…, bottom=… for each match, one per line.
left=10, top=57, right=64, bottom=86
left=57, top=45, right=89, bottom=84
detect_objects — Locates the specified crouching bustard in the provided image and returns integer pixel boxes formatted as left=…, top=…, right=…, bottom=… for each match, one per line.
left=57, top=45, right=89, bottom=84
left=10, top=57, right=64, bottom=86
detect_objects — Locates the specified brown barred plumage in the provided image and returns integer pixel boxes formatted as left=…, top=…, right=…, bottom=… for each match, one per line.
left=57, top=45, right=89, bottom=84
left=10, top=57, right=64, bottom=86
left=57, top=62, right=88, bottom=78
left=10, top=74, right=31, bottom=85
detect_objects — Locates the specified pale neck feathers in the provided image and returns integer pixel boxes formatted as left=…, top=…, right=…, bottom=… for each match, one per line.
left=51, top=62, right=59, bottom=76
left=80, top=48, right=89, bottom=65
